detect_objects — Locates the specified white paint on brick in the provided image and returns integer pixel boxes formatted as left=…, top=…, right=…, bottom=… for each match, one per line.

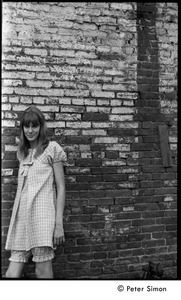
left=2, top=118, right=15, bottom=127
left=170, top=144, right=177, bottom=150
left=128, top=175, right=139, bottom=181
left=92, top=122, right=117, bottom=128
left=72, top=99, right=96, bottom=106
left=91, top=91, right=115, bottom=98
left=102, top=84, right=127, bottom=91
left=75, top=51, right=97, bottom=59
left=88, top=84, right=104, bottom=92
left=82, top=129, right=107, bottom=136
left=58, top=98, right=72, bottom=105
left=24, top=48, right=47, bottom=56
left=160, top=100, right=177, bottom=108
left=40, top=89, right=64, bottom=97
left=164, top=180, right=177, bottom=187
left=66, top=122, right=91, bottom=128
left=81, top=152, right=92, bottom=159
left=112, top=107, right=136, bottom=114
left=33, top=97, right=45, bottom=104
left=55, top=113, right=81, bottom=121
left=2, top=96, right=8, bottom=103
left=55, top=129, right=80, bottom=136
left=160, top=108, right=177, bottom=114
left=86, top=106, right=111, bottom=114
left=71, top=99, right=84, bottom=106
left=117, top=92, right=138, bottom=99
left=119, top=153, right=129, bottom=158
left=20, top=2, right=50, bottom=12
left=118, top=182, right=135, bottom=188
left=131, top=152, right=139, bottom=159
left=78, top=66, right=102, bottom=75
left=43, top=113, right=53, bottom=121
left=3, top=112, right=18, bottom=119
left=117, top=167, right=139, bottom=174
left=1, top=169, right=14, bottom=176
left=5, top=145, right=17, bottom=151
left=66, top=57, right=91, bottom=66
left=134, top=137, right=139, bottom=143
left=2, top=104, right=11, bottom=110
left=26, top=80, right=52, bottom=88
left=123, top=206, right=134, bottom=212
left=9, top=97, right=19, bottom=103
left=123, top=100, right=134, bottom=106
left=12, top=104, right=31, bottom=111
left=38, top=98, right=71, bottom=105
left=50, top=65, right=77, bottom=74
left=109, top=115, right=133, bottom=121
left=104, top=69, right=124, bottom=76
left=64, top=90, right=89, bottom=97
left=111, top=3, right=133, bottom=10
left=3, top=71, right=35, bottom=79
left=94, top=137, right=118, bottom=144
left=2, top=87, right=14, bottom=94
left=117, top=122, right=139, bottom=128
left=79, top=145, right=91, bottom=151
left=169, top=137, right=177, bottom=143
left=50, top=50, right=75, bottom=57
left=97, top=100, right=110, bottom=106
left=56, top=81, right=78, bottom=89
left=110, top=100, right=123, bottom=106
left=14, top=88, right=35, bottom=95
left=61, top=106, right=85, bottom=113
left=36, top=105, right=59, bottom=112
left=3, top=79, right=22, bottom=87
left=164, top=196, right=174, bottom=202
left=106, top=144, right=130, bottom=151
left=102, top=160, right=126, bottom=166
left=20, top=97, right=33, bottom=104
left=92, top=60, right=114, bottom=68
left=46, top=121, right=65, bottom=128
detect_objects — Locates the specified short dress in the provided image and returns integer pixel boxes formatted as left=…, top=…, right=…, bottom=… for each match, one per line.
left=5, top=141, right=67, bottom=251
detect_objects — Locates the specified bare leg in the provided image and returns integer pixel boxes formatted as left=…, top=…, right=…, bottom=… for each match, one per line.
left=35, top=260, right=53, bottom=279
left=5, top=261, right=25, bottom=278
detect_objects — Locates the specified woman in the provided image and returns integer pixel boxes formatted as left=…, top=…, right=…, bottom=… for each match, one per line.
left=5, top=106, right=67, bottom=278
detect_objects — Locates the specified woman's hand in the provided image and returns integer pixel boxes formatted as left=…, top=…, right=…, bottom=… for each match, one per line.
left=53, top=223, right=65, bottom=246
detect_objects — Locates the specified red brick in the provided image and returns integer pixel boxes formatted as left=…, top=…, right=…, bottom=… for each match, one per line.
left=94, top=252, right=107, bottom=259
left=77, top=175, right=102, bottom=182
left=103, top=174, right=127, bottom=182
left=82, top=113, right=109, bottom=121
left=91, top=167, right=117, bottom=174
left=67, top=215, right=91, bottom=223
left=76, top=159, right=102, bottom=167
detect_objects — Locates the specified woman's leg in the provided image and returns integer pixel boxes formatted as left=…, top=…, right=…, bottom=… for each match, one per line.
left=32, top=247, right=54, bottom=278
left=35, top=260, right=53, bottom=278
left=5, top=261, right=25, bottom=278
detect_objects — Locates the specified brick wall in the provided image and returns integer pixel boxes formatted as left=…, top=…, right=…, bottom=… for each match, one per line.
left=2, top=2, right=177, bottom=279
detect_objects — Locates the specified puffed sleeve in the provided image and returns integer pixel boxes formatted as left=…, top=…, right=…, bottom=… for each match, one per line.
left=49, top=141, right=67, bottom=164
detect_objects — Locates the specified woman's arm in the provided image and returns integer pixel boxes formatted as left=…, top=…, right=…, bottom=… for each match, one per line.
left=53, top=161, right=66, bottom=245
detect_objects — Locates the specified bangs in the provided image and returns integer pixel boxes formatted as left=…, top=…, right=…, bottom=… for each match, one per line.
left=22, top=111, right=40, bottom=127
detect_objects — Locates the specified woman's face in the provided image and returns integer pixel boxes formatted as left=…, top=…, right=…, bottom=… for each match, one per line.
left=23, top=122, right=40, bottom=144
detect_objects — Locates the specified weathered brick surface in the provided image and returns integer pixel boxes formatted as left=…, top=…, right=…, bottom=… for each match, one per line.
left=2, top=2, right=177, bottom=279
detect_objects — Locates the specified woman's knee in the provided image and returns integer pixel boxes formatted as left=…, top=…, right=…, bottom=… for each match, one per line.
left=5, top=262, right=24, bottom=278
left=35, top=261, right=53, bottom=278
left=5, top=268, right=21, bottom=278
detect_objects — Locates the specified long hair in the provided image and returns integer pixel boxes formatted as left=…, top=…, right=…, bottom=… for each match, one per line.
left=18, top=106, right=49, bottom=159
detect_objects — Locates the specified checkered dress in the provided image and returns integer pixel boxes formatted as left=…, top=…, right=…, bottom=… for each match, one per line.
left=5, top=141, right=67, bottom=251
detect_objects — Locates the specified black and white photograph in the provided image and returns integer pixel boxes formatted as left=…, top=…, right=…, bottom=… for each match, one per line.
left=1, top=1, right=179, bottom=298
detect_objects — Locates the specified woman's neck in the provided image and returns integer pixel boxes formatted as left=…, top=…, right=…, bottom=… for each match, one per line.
left=29, top=141, right=38, bottom=149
